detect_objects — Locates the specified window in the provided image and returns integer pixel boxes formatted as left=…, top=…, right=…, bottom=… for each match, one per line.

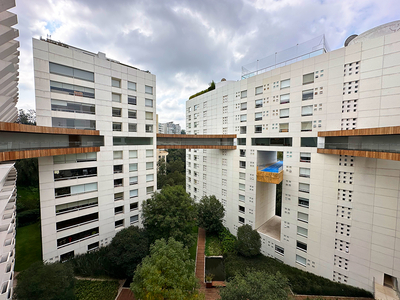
left=300, top=152, right=311, bottom=163
left=112, top=78, right=121, bottom=88
left=279, top=123, right=289, bottom=133
left=56, top=212, right=98, bottom=231
left=240, top=114, right=247, bottom=122
left=60, top=251, right=74, bottom=262
left=298, top=212, right=309, bottom=223
left=57, top=227, right=98, bottom=248
left=239, top=183, right=245, bottom=191
left=255, top=99, right=263, bottom=108
left=145, top=85, right=153, bottom=95
left=280, top=108, right=289, bottom=118
left=255, top=112, right=262, bottom=121
left=296, top=254, right=306, bottom=266
left=255, top=86, right=263, bottom=95
left=55, top=182, right=97, bottom=198
left=130, top=215, right=139, bottom=224
left=54, top=167, right=97, bottom=181
left=239, top=172, right=246, bottom=180
left=146, top=125, right=153, bottom=133
left=275, top=245, right=284, bottom=255
left=301, top=121, right=312, bottom=132
left=114, top=178, right=123, bottom=187
left=280, top=79, right=290, bottom=89
left=146, top=186, right=154, bottom=194
left=301, top=105, right=313, bottom=116
left=112, top=107, right=121, bottom=117
left=239, top=205, right=245, bottom=213
left=238, top=138, right=246, bottom=145
left=302, top=89, right=313, bottom=100
left=146, top=162, right=154, bottom=170
left=50, top=81, right=95, bottom=98
left=55, top=197, right=98, bottom=215
left=129, top=163, right=138, bottom=172
left=194, top=104, right=199, bottom=111
left=128, top=109, right=137, bottom=119
left=145, top=99, right=153, bottom=107
left=49, top=62, right=94, bottom=82
left=146, top=149, right=154, bottom=157
left=303, top=73, right=314, bottom=85
left=239, top=194, right=245, bottom=202
left=114, top=192, right=123, bottom=201
left=298, top=197, right=309, bottom=208
left=240, top=126, right=247, bottom=134
left=280, top=94, right=290, bottom=104
left=252, top=138, right=292, bottom=146
left=113, top=151, right=123, bottom=160
left=240, top=150, right=246, bottom=157
left=239, top=161, right=246, bottom=169
left=146, top=174, right=154, bottom=182
left=301, top=137, right=317, bottom=147
left=299, top=168, right=310, bottom=178
left=113, top=137, right=153, bottom=146
left=130, top=176, right=138, bottom=185
left=88, top=242, right=99, bottom=251
left=130, top=189, right=138, bottom=198
left=52, top=117, right=96, bottom=130
left=240, top=102, right=247, bottom=110
left=145, top=111, right=153, bottom=120
left=128, top=81, right=136, bottom=91
left=297, top=226, right=308, bottom=237
left=112, top=93, right=121, bottom=103
left=130, top=202, right=138, bottom=211
left=51, top=99, right=95, bottom=114
left=238, top=216, right=245, bottom=224
left=113, top=165, right=123, bottom=174
left=241, top=90, right=247, bottom=98
left=115, top=220, right=124, bottom=228
left=299, top=183, right=310, bottom=193
left=255, top=125, right=262, bottom=133
left=129, top=123, right=137, bottom=132
left=129, top=150, right=138, bottom=158
left=113, top=122, right=122, bottom=131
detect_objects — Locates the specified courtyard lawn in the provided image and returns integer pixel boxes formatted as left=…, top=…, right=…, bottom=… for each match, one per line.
left=188, top=226, right=198, bottom=261
left=205, top=234, right=223, bottom=256
left=15, top=222, right=42, bottom=271
left=17, top=186, right=40, bottom=211
left=75, top=280, right=119, bottom=300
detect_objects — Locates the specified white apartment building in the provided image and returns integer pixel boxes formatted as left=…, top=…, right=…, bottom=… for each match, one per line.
left=33, top=38, right=157, bottom=262
left=159, top=121, right=181, bottom=134
left=186, top=21, right=400, bottom=293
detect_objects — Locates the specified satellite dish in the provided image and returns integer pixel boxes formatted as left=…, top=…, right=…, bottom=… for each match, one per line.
left=344, top=34, right=358, bottom=47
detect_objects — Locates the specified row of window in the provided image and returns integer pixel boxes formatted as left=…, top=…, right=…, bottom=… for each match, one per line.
left=113, top=149, right=153, bottom=159
left=112, top=122, right=153, bottom=133
left=112, top=107, right=153, bottom=118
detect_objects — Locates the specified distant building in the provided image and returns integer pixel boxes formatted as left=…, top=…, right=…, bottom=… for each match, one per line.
left=158, top=121, right=181, bottom=134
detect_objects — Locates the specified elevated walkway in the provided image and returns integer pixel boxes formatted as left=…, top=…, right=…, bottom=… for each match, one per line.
left=157, top=134, right=236, bottom=150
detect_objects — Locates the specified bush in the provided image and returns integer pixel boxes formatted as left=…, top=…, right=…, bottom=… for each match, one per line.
left=69, top=247, right=113, bottom=278
left=219, top=227, right=237, bottom=255
left=236, top=224, right=261, bottom=257
left=75, top=280, right=119, bottom=300
left=197, top=195, right=225, bottom=234
left=16, top=209, right=40, bottom=227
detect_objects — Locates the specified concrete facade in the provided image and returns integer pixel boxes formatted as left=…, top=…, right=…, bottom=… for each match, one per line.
left=185, top=23, right=400, bottom=292
left=158, top=121, right=181, bottom=134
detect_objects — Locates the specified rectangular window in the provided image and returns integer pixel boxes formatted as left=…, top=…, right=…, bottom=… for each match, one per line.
left=55, top=182, right=97, bottom=198
left=145, top=99, right=153, bottom=107
left=130, top=215, right=139, bottom=224
left=299, top=168, right=310, bottom=178
left=255, top=86, right=263, bottom=95
left=280, top=94, right=290, bottom=104
left=51, top=99, right=95, bottom=114
left=128, top=96, right=137, bottom=105
left=112, top=93, right=121, bottom=103
left=112, top=78, right=121, bottom=88
left=239, top=161, right=246, bottom=169
left=255, top=125, right=262, bottom=133
left=146, top=149, right=154, bottom=157
left=49, top=62, right=94, bottom=82
left=240, top=102, right=247, bottom=110
left=255, top=112, right=262, bottom=121
left=280, top=108, right=289, bottom=118
left=255, top=99, right=263, bottom=108
left=113, top=137, right=153, bottom=146
left=146, top=162, right=154, bottom=170
left=240, top=126, right=247, bottom=134
left=239, top=172, right=246, bottom=180
left=239, top=216, right=245, bottom=224
left=50, top=81, right=94, bottom=98
left=302, top=89, right=313, bottom=101
left=241, top=90, right=247, bottom=98
left=146, top=186, right=154, bottom=194
left=303, top=73, right=314, bottom=85
left=297, top=241, right=307, bottom=252
left=296, top=255, right=307, bottom=266
left=129, top=123, right=137, bottom=132
left=57, top=227, right=98, bottom=248
left=301, top=137, right=317, bottom=147
left=239, top=194, right=245, bottom=202
left=299, top=183, right=310, bottom=193
left=113, top=151, right=123, bottom=160
left=238, top=138, right=246, bottom=145
left=115, top=220, right=124, bottom=228
left=55, top=197, right=98, bottom=215
left=298, top=212, right=309, bottom=223
left=239, top=205, right=245, bottom=213
left=300, top=152, right=311, bottom=163
left=280, top=79, right=290, bottom=89
left=112, top=107, right=121, bottom=117
left=114, top=178, right=123, bottom=187
left=239, top=183, right=245, bottom=191
left=146, top=124, right=153, bottom=133
left=54, top=167, right=97, bottom=181
left=113, top=122, right=122, bottom=131
left=279, top=123, right=289, bottom=133
left=194, top=104, right=199, bottom=111
left=145, top=85, right=153, bottom=95
left=88, top=242, right=99, bottom=251
left=128, top=109, right=137, bottom=119
left=113, top=165, right=123, bottom=174
left=240, top=115, right=247, bottom=122
left=301, top=121, right=312, bottom=132
left=146, top=174, right=154, bottom=182
left=114, top=192, right=123, bottom=201
left=301, top=105, right=313, bottom=116
left=240, top=150, right=246, bottom=157
left=128, top=81, right=136, bottom=91
left=145, top=112, right=153, bottom=120
left=298, top=197, right=309, bottom=208
left=130, top=189, right=138, bottom=198
left=52, top=117, right=96, bottom=130
left=129, top=150, right=137, bottom=159
left=130, top=202, right=138, bottom=211
left=130, top=176, right=138, bottom=185
left=275, top=245, right=284, bottom=255
left=297, top=226, right=308, bottom=237
left=129, top=163, right=138, bottom=172
left=56, top=212, right=98, bottom=231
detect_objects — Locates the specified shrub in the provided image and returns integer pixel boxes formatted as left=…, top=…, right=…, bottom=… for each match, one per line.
left=16, top=209, right=40, bottom=227
left=197, top=195, right=225, bottom=234
left=219, top=227, right=237, bottom=255
left=69, top=247, right=113, bottom=278
left=75, top=280, right=119, bottom=300
left=237, top=224, right=261, bottom=257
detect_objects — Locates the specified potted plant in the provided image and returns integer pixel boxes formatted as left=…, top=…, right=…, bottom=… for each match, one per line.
left=205, top=273, right=214, bottom=288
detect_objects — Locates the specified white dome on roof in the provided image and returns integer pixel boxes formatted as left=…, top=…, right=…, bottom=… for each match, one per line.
left=348, top=20, right=400, bottom=45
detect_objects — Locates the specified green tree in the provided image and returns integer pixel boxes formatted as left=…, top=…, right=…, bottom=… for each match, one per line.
left=167, top=149, right=186, bottom=165
left=220, top=271, right=289, bottom=300
left=197, top=195, right=225, bottom=234
left=16, top=109, right=36, bottom=125
left=131, top=238, right=201, bottom=300
left=107, top=226, right=149, bottom=278
left=15, top=158, right=39, bottom=187
left=14, top=261, right=75, bottom=300
left=237, top=224, right=261, bottom=257
left=142, top=185, right=196, bottom=247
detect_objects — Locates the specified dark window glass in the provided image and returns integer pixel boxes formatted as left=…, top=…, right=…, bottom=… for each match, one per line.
left=57, top=227, right=98, bottom=248
left=56, top=213, right=98, bottom=231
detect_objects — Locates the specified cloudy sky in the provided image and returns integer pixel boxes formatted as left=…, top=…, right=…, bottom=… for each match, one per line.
left=13, top=0, right=400, bottom=128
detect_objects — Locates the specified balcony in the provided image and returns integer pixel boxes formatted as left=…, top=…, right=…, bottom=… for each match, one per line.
left=256, top=161, right=283, bottom=184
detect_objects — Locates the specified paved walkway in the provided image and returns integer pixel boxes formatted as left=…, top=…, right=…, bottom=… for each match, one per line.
left=195, top=228, right=220, bottom=300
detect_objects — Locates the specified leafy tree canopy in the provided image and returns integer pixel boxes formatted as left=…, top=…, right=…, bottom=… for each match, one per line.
left=197, top=195, right=225, bottom=234
left=15, top=261, right=75, bottom=300
left=16, top=109, right=36, bottom=125
left=131, top=238, right=201, bottom=300
left=220, top=271, right=289, bottom=300
left=142, top=185, right=197, bottom=247
left=237, top=224, right=261, bottom=257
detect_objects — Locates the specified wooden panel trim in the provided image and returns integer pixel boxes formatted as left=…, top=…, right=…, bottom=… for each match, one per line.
left=0, top=147, right=100, bottom=162
left=0, top=122, right=100, bottom=136
left=256, top=168, right=283, bottom=184
left=157, top=134, right=236, bottom=139
left=317, top=148, right=400, bottom=161
left=318, top=126, right=400, bottom=137
left=156, top=145, right=237, bottom=150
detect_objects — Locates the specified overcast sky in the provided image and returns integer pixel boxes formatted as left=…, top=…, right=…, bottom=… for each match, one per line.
left=13, top=0, right=400, bottom=128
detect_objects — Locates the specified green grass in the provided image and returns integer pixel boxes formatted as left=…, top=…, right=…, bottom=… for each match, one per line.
left=225, top=254, right=373, bottom=298
left=75, top=280, right=119, bottom=300
left=16, top=186, right=40, bottom=211
left=15, top=222, right=42, bottom=271
left=205, top=234, right=223, bottom=256
left=188, top=226, right=198, bottom=261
